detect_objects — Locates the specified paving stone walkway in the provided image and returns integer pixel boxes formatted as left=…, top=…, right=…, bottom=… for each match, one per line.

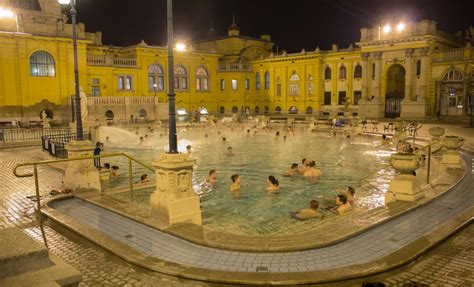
left=1, top=141, right=473, bottom=286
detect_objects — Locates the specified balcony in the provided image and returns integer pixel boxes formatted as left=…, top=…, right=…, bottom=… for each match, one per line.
left=432, top=47, right=473, bottom=63
left=218, top=63, right=252, bottom=72
left=87, top=55, right=137, bottom=68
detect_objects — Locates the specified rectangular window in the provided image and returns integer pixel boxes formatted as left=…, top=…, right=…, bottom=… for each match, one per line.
left=203, top=78, right=209, bottom=91
left=231, top=79, right=238, bottom=91
left=289, top=83, right=299, bottom=96
left=371, top=63, right=376, bottom=80
left=181, top=77, right=187, bottom=90
left=245, top=79, right=249, bottom=90
left=338, top=91, right=346, bottom=105
left=174, top=77, right=179, bottom=89
left=276, top=84, right=281, bottom=97
left=308, top=82, right=313, bottom=96
left=324, top=92, right=332, bottom=105
left=353, top=91, right=362, bottom=105
left=91, top=78, right=100, bottom=96
left=118, top=76, right=125, bottom=90
left=149, top=76, right=156, bottom=90
left=220, top=79, right=225, bottom=90
left=196, top=78, right=201, bottom=91
left=158, top=76, right=164, bottom=90
left=125, top=76, right=132, bottom=90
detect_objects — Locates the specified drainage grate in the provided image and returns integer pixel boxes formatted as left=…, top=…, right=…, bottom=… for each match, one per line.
left=256, top=266, right=269, bottom=272
left=124, top=234, right=133, bottom=239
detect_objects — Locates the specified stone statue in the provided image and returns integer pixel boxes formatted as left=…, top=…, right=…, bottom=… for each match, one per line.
left=79, top=87, right=88, bottom=125
left=41, top=110, right=51, bottom=129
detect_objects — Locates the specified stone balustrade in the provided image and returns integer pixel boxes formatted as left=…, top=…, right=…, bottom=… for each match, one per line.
left=87, top=55, right=137, bottom=67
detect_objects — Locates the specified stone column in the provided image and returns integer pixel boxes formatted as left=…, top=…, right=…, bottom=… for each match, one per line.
left=150, top=153, right=202, bottom=227
left=64, top=140, right=101, bottom=191
left=361, top=53, right=370, bottom=101
left=417, top=48, right=429, bottom=100
left=372, top=52, right=382, bottom=99
left=404, top=48, right=414, bottom=101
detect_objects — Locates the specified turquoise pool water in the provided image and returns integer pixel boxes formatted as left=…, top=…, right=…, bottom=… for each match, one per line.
left=100, top=126, right=394, bottom=235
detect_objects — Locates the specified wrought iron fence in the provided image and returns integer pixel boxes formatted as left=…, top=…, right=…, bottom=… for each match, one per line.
left=42, top=132, right=90, bottom=158
left=0, top=128, right=72, bottom=142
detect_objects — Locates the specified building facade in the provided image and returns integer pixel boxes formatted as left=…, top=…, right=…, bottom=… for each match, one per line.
left=0, top=0, right=473, bottom=125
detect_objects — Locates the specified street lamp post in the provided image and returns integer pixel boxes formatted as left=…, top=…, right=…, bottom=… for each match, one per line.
left=58, top=0, right=83, bottom=140
left=153, top=83, right=157, bottom=97
left=167, top=0, right=178, bottom=153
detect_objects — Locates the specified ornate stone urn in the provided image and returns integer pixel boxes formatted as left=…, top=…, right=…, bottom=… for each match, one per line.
left=428, top=126, right=445, bottom=141
left=389, top=153, right=422, bottom=174
left=385, top=153, right=424, bottom=204
left=440, top=136, right=464, bottom=168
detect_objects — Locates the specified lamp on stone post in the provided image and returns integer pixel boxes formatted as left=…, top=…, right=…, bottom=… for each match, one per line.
left=59, top=0, right=101, bottom=193
left=58, top=0, right=83, bottom=140
left=148, top=0, right=202, bottom=228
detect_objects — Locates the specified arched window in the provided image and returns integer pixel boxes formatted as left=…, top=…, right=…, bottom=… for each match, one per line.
left=288, top=106, right=298, bottom=114
left=196, top=66, right=209, bottom=91
left=264, top=106, right=269, bottom=114
left=30, top=51, right=55, bottom=77
left=176, top=108, right=188, bottom=115
left=275, top=106, right=282, bottom=113
left=416, top=60, right=421, bottom=77
left=354, top=64, right=362, bottom=78
left=442, top=70, right=463, bottom=82
left=256, top=72, right=261, bottom=90
left=339, top=65, right=347, bottom=79
left=306, top=106, right=313, bottom=114
left=371, top=63, right=376, bottom=79
left=289, top=72, right=300, bottom=96
left=219, top=106, right=225, bottom=114
left=139, top=109, right=147, bottom=118
left=174, top=65, right=188, bottom=90
left=105, top=110, right=114, bottom=119
left=148, top=64, right=164, bottom=91
left=264, top=71, right=270, bottom=90
left=255, top=106, right=260, bottom=114
left=199, top=107, right=209, bottom=115
left=324, top=66, right=331, bottom=80
left=232, top=106, right=239, bottom=113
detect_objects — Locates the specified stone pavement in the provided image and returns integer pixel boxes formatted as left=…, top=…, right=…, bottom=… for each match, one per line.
left=1, top=120, right=473, bottom=286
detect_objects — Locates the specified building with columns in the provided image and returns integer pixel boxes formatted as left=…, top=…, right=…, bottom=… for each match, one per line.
left=0, top=0, right=473, bottom=125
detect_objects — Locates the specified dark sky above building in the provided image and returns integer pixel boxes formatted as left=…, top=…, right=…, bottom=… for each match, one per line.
left=73, top=0, right=473, bottom=52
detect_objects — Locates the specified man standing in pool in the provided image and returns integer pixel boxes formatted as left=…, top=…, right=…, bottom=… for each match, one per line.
left=304, top=161, right=321, bottom=177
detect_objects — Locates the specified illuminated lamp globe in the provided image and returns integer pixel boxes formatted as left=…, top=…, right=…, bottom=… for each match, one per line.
left=0, top=8, right=15, bottom=18
left=396, top=22, right=406, bottom=32
left=176, top=43, right=186, bottom=52
left=58, top=0, right=71, bottom=4
left=382, top=24, right=391, bottom=33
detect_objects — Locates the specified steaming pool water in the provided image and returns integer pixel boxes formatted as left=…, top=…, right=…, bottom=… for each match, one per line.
left=99, top=126, right=395, bottom=235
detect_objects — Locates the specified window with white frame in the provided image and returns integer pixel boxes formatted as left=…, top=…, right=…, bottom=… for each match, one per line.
left=308, top=75, right=313, bottom=96
left=91, top=78, right=100, bottom=96
left=118, top=75, right=133, bottom=91
left=30, top=51, right=55, bottom=77
left=231, top=79, right=238, bottom=91
left=174, top=65, right=188, bottom=90
left=148, top=64, right=165, bottom=91
left=289, top=73, right=300, bottom=96
left=264, top=71, right=270, bottom=90
left=196, top=66, right=209, bottom=91
left=245, top=79, right=250, bottom=90
left=339, top=65, right=347, bottom=79
left=255, top=72, right=261, bottom=90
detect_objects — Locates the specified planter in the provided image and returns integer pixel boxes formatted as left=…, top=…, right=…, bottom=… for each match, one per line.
left=428, top=126, right=445, bottom=139
left=441, top=136, right=464, bottom=151
left=389, top=153, right=422, bottom=175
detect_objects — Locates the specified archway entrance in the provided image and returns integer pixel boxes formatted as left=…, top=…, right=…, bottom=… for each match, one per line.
left=385, top=64, right=405, bottom=118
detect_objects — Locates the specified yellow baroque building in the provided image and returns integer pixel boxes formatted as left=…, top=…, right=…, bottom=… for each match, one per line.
left=0, top=0, right=473, bottom=125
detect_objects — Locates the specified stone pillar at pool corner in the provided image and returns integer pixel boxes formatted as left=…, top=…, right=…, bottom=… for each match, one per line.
left=150, top=153, right=202, bottom=227
left=64, top=140, right=101, bottom=192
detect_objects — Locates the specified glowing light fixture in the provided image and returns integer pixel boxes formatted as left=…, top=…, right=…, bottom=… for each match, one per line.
left=0, top=7, right=15, bottom=18
left=57, top=0, right=71, bottom=4
left=396, top=22, right=406, bottom=32
left=382, top=24, right=391, bottom=33
left=176, top=43, right=186, bottom=52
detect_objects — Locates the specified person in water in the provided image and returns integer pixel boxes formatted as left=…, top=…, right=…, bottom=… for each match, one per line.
left=286, top=163, right=299, bottom=176
left=329, top=194, right=351, bottom=215
left=266, top=175, right=280, bottom=192
left=290, top=200, right=323, bottom=220
left=140, top=174, right=150, bottom=183
left=304, top=160, right=321, bottom=177
left=230, top=174, right=241, bottom=193
left=336, top=186, right=355, bottom=204
left=186, top=145, right=192, bottom=154
left=298, top=158, right=310, bottom=174
left=207, top=169, right=218, bottom=185
left=226, top=146, right=235, bottom=156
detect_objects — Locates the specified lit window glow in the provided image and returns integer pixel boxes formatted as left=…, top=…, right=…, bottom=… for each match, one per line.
left=396, top=22, right=406, bottom=32
left=57, top=0, right=71, bottom=5
left=0, top=7, right=15, bottom=18
left=382, top=24, right=391, bottom=33
left=176, top=43, right=186, bottom=52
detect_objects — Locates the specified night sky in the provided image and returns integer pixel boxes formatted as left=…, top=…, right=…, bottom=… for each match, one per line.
left=72, top=0, right=473, bottom=52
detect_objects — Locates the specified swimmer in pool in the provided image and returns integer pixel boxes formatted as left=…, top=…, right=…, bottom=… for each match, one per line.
left=290, top=200, right=323, bottom=220
left=226, top=146, right=235, bottom=156
left=285, top=163, right=299, bottom=176
left=304, top=161, right=321, bottom=177
left=266, top=175, right=280, bottom=192
left=207, top=169, right=218, bottom=185
left=230, top=174, right=241, bottom=193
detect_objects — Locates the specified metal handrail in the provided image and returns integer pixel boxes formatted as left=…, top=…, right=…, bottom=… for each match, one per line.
left=13, top=152, right=155, bottom=248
